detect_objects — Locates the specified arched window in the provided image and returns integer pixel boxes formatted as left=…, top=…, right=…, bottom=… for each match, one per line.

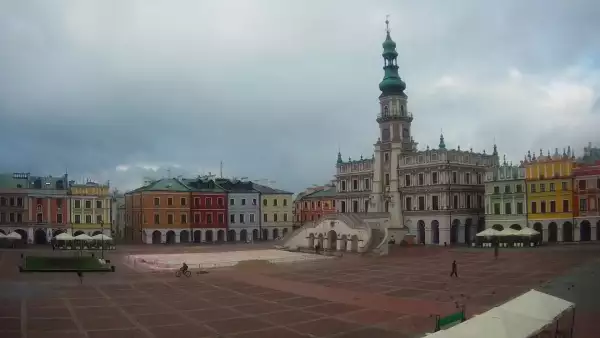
left=383, top=106, right=389, bottom=116
left=400, top=105, right=405, bottom=115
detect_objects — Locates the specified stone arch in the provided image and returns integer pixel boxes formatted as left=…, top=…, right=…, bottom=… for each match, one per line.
left=273, top=228, right=279, bottom=239
left=417, top=220, right=426, bottom=244
left=548, top=222, right=558, bottom=242
left=193, top=230, right=201, bottom=243
left=580, top=220, right=591, bottom=241
left=73, top=230, right=84, bottom=236
left=166, top=230, right=176, bottom=244
left=205, top=230, right=213, bottom=242
left=431, top=220, right=440, bottom=244
left=283, top=228, right=288, bottom=236
left=262, top=229, right=268, bottom=240
left=533, top=222, right=543, bottom=239
left=465, top=218, right=473, bottom=244
left=180, top=230, right=190, bottom=243
left=152, top=230, right=162, bottom=244
left=350, top=235, right=359, bottom=251
left=252, top=229, right=259, bottom=240
left=340, top=234, right=348, bottom=251
left=34, top=229, right=47, bottom=244
left=240, top=229, right=248, bottom=242
left=217, top=230, right=225, bottom=242
left=509, top=224, right=522, bottom=231
left=308, top=233, right=315, bottom=248
left=92, top=230, right=102, bottom=236
left=14, top=229, right=27, bottom=243
left=492, top=224, right=504, bottom=231
left=450, top=219, right=460, bottom=244
left=328, top=230, right=337, bottom=250
left=227, top=229, right=236, bottom=242
left=562, top=222, right=573, bottom=242
left=317, top=233, right=324, bottom=248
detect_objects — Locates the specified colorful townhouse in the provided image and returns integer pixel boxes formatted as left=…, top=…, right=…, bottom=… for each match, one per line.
left=524, top=148, right=576, bottom=242
left=253, top=183, right=293, bottom=240
left=69, top=181, right=111, bottom=237
left=215, top=178, right=260, bottom=241
left=183, top=178, right=228, bottom=243
left=294, top=185, right=338, bottom=224
left=0, top=173, right=30, bottom=241
left=573, top=160, right=600, bottom=241
left=484, top=160, right=527, bottom=231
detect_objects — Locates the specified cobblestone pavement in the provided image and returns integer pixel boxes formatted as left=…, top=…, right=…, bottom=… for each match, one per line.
left=1, top=243, right=599, bottom=338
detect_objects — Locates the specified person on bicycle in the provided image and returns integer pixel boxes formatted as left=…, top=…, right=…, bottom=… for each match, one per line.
left=180, top=262, right=188, bottom=273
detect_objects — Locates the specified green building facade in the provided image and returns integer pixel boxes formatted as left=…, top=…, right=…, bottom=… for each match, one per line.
left=484, top=161, right=528, bottom=231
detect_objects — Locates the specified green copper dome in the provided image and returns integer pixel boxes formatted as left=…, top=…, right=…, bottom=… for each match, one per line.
left=378, top=21, right=406, bottom=97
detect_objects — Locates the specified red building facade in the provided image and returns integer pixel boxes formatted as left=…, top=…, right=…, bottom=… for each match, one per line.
left=184, top=179, right=228, bottom=242
left=573, top=161, right=600, bottom=241
left=295, top=186, right=338, bottom=224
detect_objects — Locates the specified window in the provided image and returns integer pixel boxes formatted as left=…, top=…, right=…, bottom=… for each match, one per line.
left=540, top=184, right=546, bottom=192
left=494, top=186, right=500, bottom=194
left=452, top=172, right=457, bottom=184
left=453, top=195, right=459, bottom=209
left=167, top=198, right=173, bottom=206
left=154, top=214, right=160, bottom=224
left=504, top=185, right=511, bottom=193
left=75, top=200, right=81, bottom=208
left=250, top=214, right=255, bottom=223
left=167, top=214, right=174, bottom=224
left=181, top=214, right=187, bottom=224
left=230, top=198, right=235, bottom=206
left=274, top=213, right=278, bottom=222
left=75, top=215, right=81, bottom=224
left=353, top=179, right=358, bottom=190
left=85, top=215, right=92, bottom=223
left=311, top=202, right=315, bottom=209
left=317, top=201, right=322, bottom=208
left=153, top=198, right=159, bottom=207
left=180, top=197, right=186, bottom=206
left=466, top=195, right=471, bottom=208
left=194, top=213, right=200, bottom=224
left=283, top=213, right=288, bottom=222
left=55, top=199, right=61, bottom=208
left=273, top=199, right=278, bottom=206
left=385, top=173, right=390, bottom=186
left=365, top=179, right=370, bottom=190
left=208, top=214, right=214, bottom=224
left=37, top=213, right=43, bottom=223
left=230, top=214, right=235, bottom=224
left=579, top=180, right=586, bottom=190
left=384, top=153, right=389, bottom=162
left=505, top=203, right=511, bottom=214
left=263, top=213, right=268, bottom=222
left=465, top=173, right=470, bottom=184
left=580, top=199, right=588, bottom=211
left=418, top=197, right=425, bottom=210
left=494, top=203, right=500, bottom=214
left=477, top=195, right=483, bottom=208
left=263, top=199, right=268, bottom=206
left=252, top=199, right=257, bottom=205
left=405, top=175, right=411, bottom=186
left=96, top=215, right=102, bottom=223
left=530, top=184, right=536, bottom=193
left=96, top=200, right=102, bottom=208
left=550, top=201, right=556, bottom=213
left=239, top=214, right=245, bottom=223
left=516, top=184, right=522, bottom=193
left=333, top=200, right=336, bottom=208
left=597, top=178, right=600, bottom=189
left=206, top=198, right=212, bottom=207
left=541, top=201, right=546, bottom=213
left=517, top=202, right=523, bottom=214
left=561, top=182, right=567, bottom=191
left=283, top=199, right=288, bottom=206
left=432, top=172, right=438, bottom=184
left=477, top=173, right=482, bottom=184
left=241, top=198, right=246, bottom=206
left=195, top=198, right=200, bottom=207
left=563, top=200, right=569, bottom=212
left=217, top=198, right=223, bottom=207
left=57, top=214, right=63, bottom=223
left=405, top=197, right=412, bottom=210
left=549, top=183, right=555, bottom=192
left=418, top=173, right=424, bottom=185
left=342, top=181, right=348, bottom=191
left=85, top=200, right=92, bottom=208
left=36, top=198, right=42, bottom=206
left=432, top=196, right=439, bottom=210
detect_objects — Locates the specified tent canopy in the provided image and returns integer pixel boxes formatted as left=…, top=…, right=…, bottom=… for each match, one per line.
left=497, top=228, right=521, bottom=236
left=476, top=228, right=500, bottom=237
left=92, top=234, right=113, bottom=241
left=0, top=232, right=6, bottom=238
left=518, top=227, right=540, bottom=236
left=74, top=234, right=93, bottom=241
left=498, top=289, right=574, bottom=323
left=7, top=232, right=22, bottom=239
left=54, top=233, right=74, bottom=241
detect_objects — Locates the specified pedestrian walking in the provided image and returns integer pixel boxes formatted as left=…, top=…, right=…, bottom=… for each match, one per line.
left=77, top=271, right=83, bottom=284
left=450, top=260, right=458, bottom=277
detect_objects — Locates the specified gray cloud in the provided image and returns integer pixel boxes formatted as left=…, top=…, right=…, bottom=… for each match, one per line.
left=0, top=0, right=599, bottom=193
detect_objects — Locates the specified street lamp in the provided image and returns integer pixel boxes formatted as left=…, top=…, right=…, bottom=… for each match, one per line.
left=100, top=221, right=105, bottom=259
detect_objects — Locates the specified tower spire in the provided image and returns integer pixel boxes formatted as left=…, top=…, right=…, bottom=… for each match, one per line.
left=439, top=131, right=446, bottom=149
left=378, top=17, right=406, bottom=98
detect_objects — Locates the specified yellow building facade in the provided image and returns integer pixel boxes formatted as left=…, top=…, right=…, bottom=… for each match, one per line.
left=69, top=182, right=112, bottom=236
left=525, top=149, right=576, bottom=242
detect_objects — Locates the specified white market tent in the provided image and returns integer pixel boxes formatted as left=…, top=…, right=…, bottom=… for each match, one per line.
left=475, top=228, right=500, bottom=237
left=518, top=227, right=540, bottom=236
left=7, top=232, right=22, bottom=239
left=0, top=233, right=6, bottom=238
left=54, top=233, right=74, bottom=241
left=92, top=234, right=112, bottom=241
left=74, top=234, right=93, bottom=241
left=497, top=228, right=521, bottom=236
left=424, top=290, right=575, bottom=338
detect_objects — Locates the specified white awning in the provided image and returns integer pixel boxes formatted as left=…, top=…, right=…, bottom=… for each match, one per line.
left=74, top=234, right=93, bottom=241
left=0, top=232, right=6, bottom=238
left=518, top=227, right=540, bottom=236
left=498, top=289, right=575, bottom=323
left=92, top=234, right=113, bottom=241
left=476, top=228, right=500, bottom=237
left=497, top=228, right=521, bottom=236
left=54, top=233, right=75, bottom=241
left=7, top=232, right=22, bottom=239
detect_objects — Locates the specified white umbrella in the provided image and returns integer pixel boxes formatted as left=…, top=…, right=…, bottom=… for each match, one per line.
left=92, top=234, right=112, bottom=241
left=54, top=233, right=74, bottom=241
left=518, top=227, right=540, bottom=236
left=497, top=228, right=521, bottom=236
left=74, top=234, right=93, bottom=241
left=476, top=228, right=500, bottom=237
left=7, top=232, right=22, bottom=239
left=0, top=233, right=6, bottom=238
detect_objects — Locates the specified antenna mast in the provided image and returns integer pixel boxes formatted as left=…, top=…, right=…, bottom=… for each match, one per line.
left=220, top=161, right=223, bottom=178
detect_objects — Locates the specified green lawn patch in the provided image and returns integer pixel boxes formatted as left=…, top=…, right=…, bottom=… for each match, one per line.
left=20, top=256, right=114, bottom=273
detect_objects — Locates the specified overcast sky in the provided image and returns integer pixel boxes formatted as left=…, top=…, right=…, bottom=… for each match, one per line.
left=0, top=0, right=599, bottom=193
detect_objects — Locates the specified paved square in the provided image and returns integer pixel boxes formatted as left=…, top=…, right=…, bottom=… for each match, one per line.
left=1, top=244, right=599, bottom=337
